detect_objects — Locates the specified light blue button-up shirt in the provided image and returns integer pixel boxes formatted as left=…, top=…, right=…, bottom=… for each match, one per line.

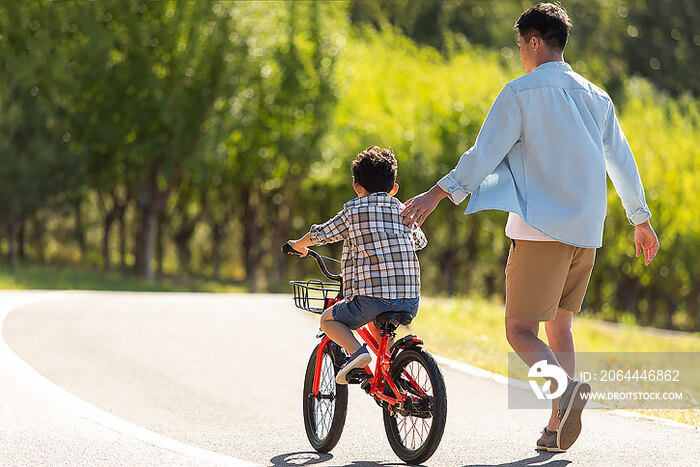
left=437, top=61, right=651, bottom=248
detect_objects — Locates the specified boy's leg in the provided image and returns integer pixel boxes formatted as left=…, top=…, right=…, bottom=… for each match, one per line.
left=320, top=308, right=362, bottom=354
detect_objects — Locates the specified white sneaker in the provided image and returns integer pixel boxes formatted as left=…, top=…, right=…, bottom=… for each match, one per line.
left=335, top=345, right=372, bottom=384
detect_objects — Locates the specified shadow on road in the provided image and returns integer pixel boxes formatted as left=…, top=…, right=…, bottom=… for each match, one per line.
left=269, top=451, right=409, bottom=467
left=462, top=451, right=571, bottom=467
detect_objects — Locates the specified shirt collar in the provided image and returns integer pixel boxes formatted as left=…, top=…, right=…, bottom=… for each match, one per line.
left=535, top=61, right=572, bottom=72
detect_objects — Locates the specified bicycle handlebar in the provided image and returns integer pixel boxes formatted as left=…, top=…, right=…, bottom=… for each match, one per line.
left=281, top=242, right=342, bottom=283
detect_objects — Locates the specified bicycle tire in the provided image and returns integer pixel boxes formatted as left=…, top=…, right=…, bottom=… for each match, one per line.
left=302, top=341, right=348, bottom=453
left=382, top=347, right=447, bottom=464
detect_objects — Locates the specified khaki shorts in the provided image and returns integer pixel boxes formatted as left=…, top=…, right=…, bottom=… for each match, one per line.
left=505, top=239, right=595, bottom=322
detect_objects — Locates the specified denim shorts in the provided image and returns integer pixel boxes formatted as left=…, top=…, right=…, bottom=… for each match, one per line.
left=331, top=296, right=420, bottom=330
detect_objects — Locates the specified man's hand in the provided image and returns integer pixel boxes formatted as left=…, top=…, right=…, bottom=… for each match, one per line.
left=634, top=220, right=659, bottom=266
left=401, top=185, right=448, bottom=227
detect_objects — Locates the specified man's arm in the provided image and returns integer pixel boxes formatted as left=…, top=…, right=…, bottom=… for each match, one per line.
left=603, top=101, right=658, bottom=266
left=603, top=101, right=652, bottom=225
left=402, top=85, right=522, bottom=226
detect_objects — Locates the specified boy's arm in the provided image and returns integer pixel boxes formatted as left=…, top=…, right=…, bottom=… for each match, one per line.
left=410, top=225, right=428, bottom=251
left=309, top=208, right=350, bottom=245
left=287, top=232, right=313, bottom=257
left=288, top=208, right=349, bottom=257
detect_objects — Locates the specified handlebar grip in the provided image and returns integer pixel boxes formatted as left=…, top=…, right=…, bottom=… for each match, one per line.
left=281, top=242, right=302, bottom=256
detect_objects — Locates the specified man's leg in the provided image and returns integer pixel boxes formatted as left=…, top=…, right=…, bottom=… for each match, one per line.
left=504, top=317, right=561, bottom=368
left=505, top=316, right=569, bottom=433
left=544, top=308, right=575, bottom=431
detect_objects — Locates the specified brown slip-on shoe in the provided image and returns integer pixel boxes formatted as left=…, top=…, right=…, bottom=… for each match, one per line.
left=536, top=427, right=566, bottom=452
left=557, top=378, right=591, bottom=450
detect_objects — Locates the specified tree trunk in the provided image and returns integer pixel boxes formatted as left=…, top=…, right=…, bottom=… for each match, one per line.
left=136, top=173, right=160, bottom=279
left=443, top=213, right=458, bottom=296
left=7, top=215, right=17, bottom=270
left=136, top=206, right=157, bottom=280
left=102, top=207, right=122, bottom=272
left=241, top=187, right=262, bottom=292
left=118, top=209, right=127, bottom=271
left=74, top=200, right=86, bottom=261
left=174, top=224, right=196, bottom=275
left=155, top=214, right=165, bottom=277
left=211, top=222, right=225, bottom=281
left=271, top=199, right=290, bottom=286
left=688, top=282, right=700, bottom=332
left=102, top=216, right=113, bottom=271
left=32, top=215, right=46, bottom=263
left=17, top=217, right=25, bottom=259
left=665, top=296, right=676, bottom=330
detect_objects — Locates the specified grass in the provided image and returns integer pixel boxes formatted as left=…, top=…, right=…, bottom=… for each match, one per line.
left=405, top=296, right=700, bottom=426
left=0, top=263, right=246, bottom=293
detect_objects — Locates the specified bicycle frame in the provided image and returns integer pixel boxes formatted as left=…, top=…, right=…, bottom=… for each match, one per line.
left=312, top=298, right=428, bottom=410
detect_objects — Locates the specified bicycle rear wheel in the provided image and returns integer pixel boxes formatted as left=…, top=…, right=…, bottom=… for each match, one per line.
left=383, top=347, right=447, bottom=464
left=302, top=341, right=348, bottom=452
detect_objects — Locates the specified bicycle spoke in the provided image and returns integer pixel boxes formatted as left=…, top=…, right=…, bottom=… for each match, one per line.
left=393, top=357, right=436, bottom=451
left=313, top=353, right=337, bottom=440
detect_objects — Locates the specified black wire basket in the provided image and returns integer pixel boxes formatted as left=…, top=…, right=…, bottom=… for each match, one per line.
left=290, top=279, right=341, bottom=313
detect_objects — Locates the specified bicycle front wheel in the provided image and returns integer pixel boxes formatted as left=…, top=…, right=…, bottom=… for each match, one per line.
left=383, top=347, right=447, bottom=464
left=302, top=341, right=348, bottom=452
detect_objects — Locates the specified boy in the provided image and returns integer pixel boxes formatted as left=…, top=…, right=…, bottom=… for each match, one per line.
left=287, top=146, right=427, bottom=384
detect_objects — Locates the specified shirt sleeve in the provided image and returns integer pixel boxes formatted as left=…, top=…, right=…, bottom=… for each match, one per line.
left=309, top=208, right=350, bottom=245
left=410, top=225, right=428, bottom=251
left=437, top=85, right=522, bottom=205
left=602, top=101, right=652, bottom=225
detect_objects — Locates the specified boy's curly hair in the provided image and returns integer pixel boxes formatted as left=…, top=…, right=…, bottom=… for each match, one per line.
left=352, top=146, right=397, bottom=193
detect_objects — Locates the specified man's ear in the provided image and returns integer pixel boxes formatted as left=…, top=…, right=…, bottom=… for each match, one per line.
left=389, top=183, right=399, bottom=196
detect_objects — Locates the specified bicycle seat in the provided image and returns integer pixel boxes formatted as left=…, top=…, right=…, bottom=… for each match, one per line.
left=374, top=312, right=414, bottom=332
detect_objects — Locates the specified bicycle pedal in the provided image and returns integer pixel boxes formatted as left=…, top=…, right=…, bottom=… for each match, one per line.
left=346, top=368, right=372, bottom=384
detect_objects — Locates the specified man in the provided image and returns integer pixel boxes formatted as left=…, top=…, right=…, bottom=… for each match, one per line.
left=401, top=3, right=659, bottom=452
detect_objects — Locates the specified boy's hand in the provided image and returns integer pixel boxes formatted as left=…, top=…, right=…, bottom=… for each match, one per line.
left=287, top=239, right=309, bottom=258
left=401, top=184, right=448, bottom=227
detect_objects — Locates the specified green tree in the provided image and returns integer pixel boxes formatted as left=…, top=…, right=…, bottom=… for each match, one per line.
left=0, top=1, right=85, bottom=268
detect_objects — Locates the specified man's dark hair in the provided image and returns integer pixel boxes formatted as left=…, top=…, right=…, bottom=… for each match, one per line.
left=352, top=146, right=397, bottom=193
left=514, top=3, right=572, bottom=50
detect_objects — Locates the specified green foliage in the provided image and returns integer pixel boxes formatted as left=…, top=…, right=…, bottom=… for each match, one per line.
left=0, top=2, right=85, bottom=222
left=0, top=1, right=697, bottom=331
left=349, top=0, right=700, bottom=97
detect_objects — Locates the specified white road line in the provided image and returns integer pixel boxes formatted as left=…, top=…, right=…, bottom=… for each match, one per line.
left=0, top=291, right=258, bottom=467
left=433, top=354, right=698, bottom=430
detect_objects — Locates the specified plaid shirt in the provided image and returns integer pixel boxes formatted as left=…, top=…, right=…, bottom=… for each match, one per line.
left=309, top=192, right=427, bottom=300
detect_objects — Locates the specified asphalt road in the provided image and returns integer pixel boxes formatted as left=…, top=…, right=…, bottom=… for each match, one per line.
left=1, top=291, right=698, bottom=466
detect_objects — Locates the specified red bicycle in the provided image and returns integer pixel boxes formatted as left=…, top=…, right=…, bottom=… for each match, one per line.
left=282, top=243, right=447, bottom=464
